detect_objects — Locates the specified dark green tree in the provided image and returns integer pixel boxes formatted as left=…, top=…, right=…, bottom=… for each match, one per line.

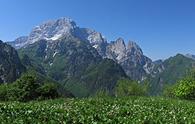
left=36, top=83, right=59, bottom=100
left=14, top=74, right=40, bottom=101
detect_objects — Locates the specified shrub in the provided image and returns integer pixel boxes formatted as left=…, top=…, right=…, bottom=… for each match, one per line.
left=0, top=84, right=8, bottom=101
left=173, top=77, right=195, bottom=100
left=166, top=69, right=195, bottom=100
left=13, top=75, right=40, bottom=101
left=36, top=83, right=59, bottom=100
left=0, top=73, right=62, bottom=102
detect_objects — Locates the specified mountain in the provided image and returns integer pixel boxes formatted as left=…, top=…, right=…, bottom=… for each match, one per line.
left=18, top=36, right=127, bottom=97
left=0, top=40, right=25, bottom=83
left=8, top=36, right=28, bottom=49
left=185, top=53, right=195, bottom=60
left=8, top=18, right=107, bottom=50
left=4, top=17, right=195, bottom=96
left=105, top=38, right=156, bottom=80
left=74, top=28, right=108, bottom=57
left=10, top=17, right=155, bottom=81
left=150, top=54, right=195, bottom=95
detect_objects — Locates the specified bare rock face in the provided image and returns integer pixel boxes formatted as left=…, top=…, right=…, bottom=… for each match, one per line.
left=74, top=28, right=108, bottom=57
left=0, top=40, right=25, bottom=83
left=28, top=18, right=77, bottom=44
left=105, top=38, right=157, bottom=80
left=10, top=17, right=163, bottom=81
left=8, top=17, right=195, bottom=96
left=8, top=36, right=28, bottom=49
left=106, top=38, right=126, bottom=61
left=185, top=53, right=195, bottom=60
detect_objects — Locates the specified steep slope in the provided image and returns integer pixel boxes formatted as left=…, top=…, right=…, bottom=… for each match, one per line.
left=0, top=40, right=25, bottom=83
left=10, top=17, right=155, bottom=81
left=150, top=54, right=195, bottom=95
left=105, top=38, right=156, bottom=81
left=18, top=36, right=127, bottom=97
left=7, top=36, right=28, bottom=49
left=9, top=18, right=107, bottom=52
left=185, top=53, right=195, bottom=60
left=6, top=17, right=195, bottom=96
left=74, top=28, right=108, bottom=57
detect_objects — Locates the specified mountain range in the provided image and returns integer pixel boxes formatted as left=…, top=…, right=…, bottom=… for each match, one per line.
left=2, top=17, right=195, bottom=96
left=8, top=17, right=161, bottom=81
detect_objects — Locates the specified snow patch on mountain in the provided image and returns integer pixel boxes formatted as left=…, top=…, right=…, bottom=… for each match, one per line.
left=10, top=17, right=164, bottom=81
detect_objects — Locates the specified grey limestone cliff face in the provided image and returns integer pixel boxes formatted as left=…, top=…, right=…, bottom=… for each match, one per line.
left=10, top=17, right=163, bottom=81
left=0, top=40, right=25, bottom=83
left=185, top=54, right=195, bottom=60
left=105, top=38, right=156, bottom=80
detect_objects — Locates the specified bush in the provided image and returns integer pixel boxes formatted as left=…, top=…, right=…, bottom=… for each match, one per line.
left=173, top=77, right=195, bottom=100
left=0, top=84, right=8, bottom=101
left=115, top=79, right=148, bottom=97
left=36, top=83, right=59, bottom=100
left=14, top=74, right=40, bottom=101
left=165, top=69, right=195, bottom=100
left=0, top=74, right=61, bottom=102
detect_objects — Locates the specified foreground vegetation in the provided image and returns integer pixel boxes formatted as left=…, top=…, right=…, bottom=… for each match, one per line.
left=0, top=72, right=74, bottom=102
left=0, top=97, right=194, bottom=124
left=163, top=69, right=195, bottom=100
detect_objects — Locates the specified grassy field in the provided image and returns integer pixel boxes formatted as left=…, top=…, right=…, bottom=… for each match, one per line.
left=0, top=97, right=194, bottom=124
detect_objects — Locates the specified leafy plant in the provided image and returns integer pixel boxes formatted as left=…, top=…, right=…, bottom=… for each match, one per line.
left=0, top=72, right=71, bottom=102
left=14, top=74, right=40, bottom=101
left=164, top=69, right=195, bottom=100
left=173, top=77, right=195, bottom=100
left=36, top=83, right=59, bottom=100
left=0, top=97, right=194, bottom=123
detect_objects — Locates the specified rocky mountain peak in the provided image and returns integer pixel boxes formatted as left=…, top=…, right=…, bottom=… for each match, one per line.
left=10, top=17, right=108, bottom=50
left=105, top=38, right=126, bottom=61
left=185, top=53, right=195, bottom=60
left=28, top=17, right=78, bottom=44
left=88, top=31, right=105, bottom=45
left=8, top=17, right=159, bottom=81
left=8, top=36, right=28, bottom=49
left=115, top=38, right=125, bottom=46
left=73, top=28, right=108, bottom=56
left=127, top=41, right=143, bottom=56
left=106, top=39, right=144, bottom=61
left=105, top=38, right=156, bottom=80
left=14, top=36, right=28, bottom=43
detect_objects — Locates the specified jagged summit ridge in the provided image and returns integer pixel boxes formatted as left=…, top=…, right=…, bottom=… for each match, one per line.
left=8, top=36, right=28, bottom=49
left=106, top=38, right=144, bottom=62
left=8, top=17, right=161, bottom=81
left=185, top=53, right=195, bottom=60
left=9, top=17, right=107, bottom=50
left=28, top=17, right=77, bottom=44
left=105, top=38, right=155, bottom=80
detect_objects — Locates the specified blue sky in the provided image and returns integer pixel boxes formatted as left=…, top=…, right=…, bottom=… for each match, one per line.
left=0, top=0, right=195, bottom=60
